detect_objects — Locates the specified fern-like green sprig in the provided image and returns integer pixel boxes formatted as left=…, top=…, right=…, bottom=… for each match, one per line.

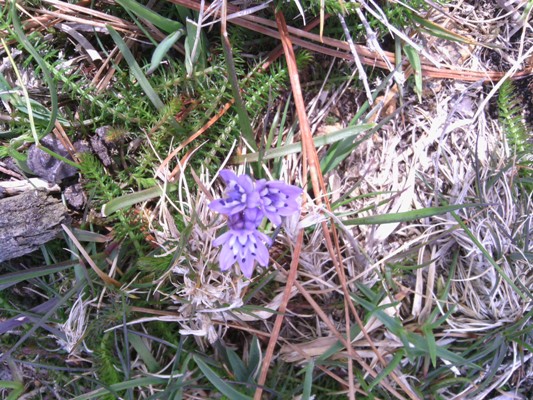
left=498, top=79, right=533, bottom=191
left=77, top=153, right=148, bottom=252
left=498, top=80, right=529, bottom=154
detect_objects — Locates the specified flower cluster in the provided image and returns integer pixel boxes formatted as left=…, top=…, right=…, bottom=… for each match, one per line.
left=209, top=170, right=302, bottom=278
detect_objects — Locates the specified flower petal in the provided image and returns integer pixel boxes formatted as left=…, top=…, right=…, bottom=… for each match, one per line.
left=264, top=211, right=282, bottom=226
left=254, top=239, right=270, bottom=267
left=237, top=232, right=248, bottom=246
left=209, top=198, right=244, bottom=215
left=256, top=230, right=273, bottom=247
left=238, top=252, right=255, bottom=278
left=219, top=169, right=238, bottom=184
left=219, top=244, right=236, bottom=271
left=213, top=230, right=232, bottom=247
left=237, top=174, right=254, bottom=193
left=268, top=181, right=303, bottom=196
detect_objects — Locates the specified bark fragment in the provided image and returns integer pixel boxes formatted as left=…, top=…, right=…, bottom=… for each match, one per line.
left=0, top=190, right=70, bottom=262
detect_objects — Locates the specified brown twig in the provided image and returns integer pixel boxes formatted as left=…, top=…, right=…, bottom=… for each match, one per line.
left=254, top=8, right=358, bottom=399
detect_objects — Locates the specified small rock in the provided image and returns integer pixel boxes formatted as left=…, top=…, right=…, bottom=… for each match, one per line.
left=27, top=135, right=78, bottom=183
left=64, top=183, right=86, bottom=210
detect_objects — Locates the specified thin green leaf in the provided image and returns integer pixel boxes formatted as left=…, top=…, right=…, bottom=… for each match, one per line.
left=273, top=99, right=294, bottom=178
left=343, top=203, right=479, bottom=225
left=226, top=348, right=247, bottom=383
left=231, top=123, right=375, bottom=164
left=367, top=351, right=403, bottom=391
left=184, top=19, right=207, bottom=76
left=221, top=23, right=256, bottom=151
left=72, top=377, right=167, bottom=400
left=107, top=25, right=165, bottom=111
left=411, top=13, right=475, bottom=45
left=301, top=360, right=314, bottom=400
left=193, top=355, right=253, bottom=400
left=0, top=380, right=24, bottom=400
left=102, top=182, right=177, bottom=217
left=10, top=3, right=58, bottom=138
left=403, top=45, right=422, bottom=102
left=246, top=336, right=261, bottom=381
left=0, top=281, right=85, bottom=363
left=422, top=326, right=438, bottom=367
left=323, top=79, right=405, bottom=175
left=352, top=294, right=468, bottom=365
left=128, top=333, right=160, bottom=372
left=71, top=228, right=109, bottom=243
left=0, top=261, right=77, bottom=291
left=427, top=377, right=473, bottom=393
left=405, top=330, right=467, bottom=365
left=115, top=0, right=183, bottom=33
left=469, top=337, right=507, bottom=395
left=317, top=322, right=361, bottom=362
left=519, top=0, right=533, bottom=24
left=147, top=29, right=185, bottom=74
left=37, top=144, right=79, bottom=169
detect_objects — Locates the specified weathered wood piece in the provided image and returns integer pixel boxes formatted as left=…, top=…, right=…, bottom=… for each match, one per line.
left=0, top=178, right=60, bottom=196
left=0, top=190, right=70, bottom=262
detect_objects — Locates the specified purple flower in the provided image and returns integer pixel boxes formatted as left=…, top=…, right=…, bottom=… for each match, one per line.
left=228, top=207, right=264, bottom=231
left=256, top=180, right=303, bottom=226
left=209, top=170, right=260, bottom=216
left=213, top=210, right=272, bottom=278
left=210, top=170, right=302, bottom=278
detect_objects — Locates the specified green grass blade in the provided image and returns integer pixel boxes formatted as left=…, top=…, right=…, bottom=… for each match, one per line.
left=231, top=123, right=374, bottom=164
left=352, top=294, right=468, bottom=365
left=10, top=3, right=58, bottom=138
left=128, top=333, right=160, bottom=372
left=147, top=29, right=185, bottom=74
left=422, top=325, right=438, bottom=367
left=403, top=45, right=422, bottom=102
left=221, top=32, right=256, bottom=151
left=71, top=228, right=109, bottom=243
left=37, top=144, right=79, bottom=168
left=317, top=323, right=362, bottom=362
left=410, top=13, right=475, bottom=45
left=72, top=377, right=167, bottom=400
left=343, top=203, right=479, bottom=226
left=1, top=39, right=38, bottom=143
left=102, top=184, right=177, bottom=217
left=246, top=336, right=261, bottom=380
left=367, top=350, right=403, bottom=391
left=184, top=18, right=207, bottom=76
left=193, top=355, right=253, bottom=400
left=115, top=0, right=183, bottom=33
left=0, top=261, right=77, bottom=291
left=0, top=380, right=24, bottom=400
left=322, top=96, right=404, bottom=175
left=301, top=359, right=314, bottom=400
left=226, top=348, right=248, bottom=383
left=107, top=25, right=165, bottom=111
